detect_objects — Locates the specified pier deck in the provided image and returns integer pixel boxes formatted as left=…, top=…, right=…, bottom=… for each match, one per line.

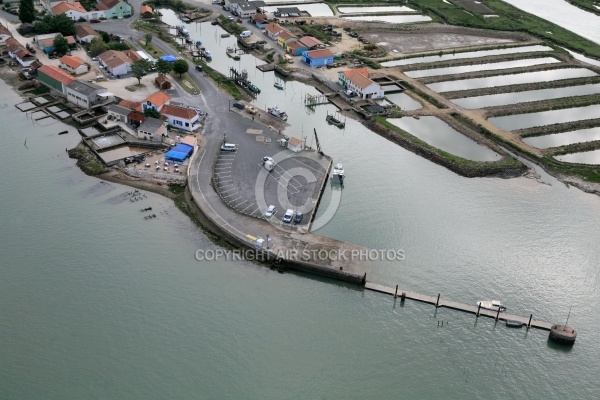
left=365, top=282, right=553, bottom=330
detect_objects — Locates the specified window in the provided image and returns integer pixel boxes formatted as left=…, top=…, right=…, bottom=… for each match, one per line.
left=185, top=122, right=189, bottom=127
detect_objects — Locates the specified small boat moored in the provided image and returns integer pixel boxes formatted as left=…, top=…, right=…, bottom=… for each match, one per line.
left=477, top=300, right=507, bottom=312
left=58, top=130, right=68, bottom=135
left=505, top=320, right=524, bottom=328
left=326, top=112, right=345, bottom=128
left=274, top=81, right=284, bottom=90
left=330, top=162, right=345, bottom=184
left=267, top=105, right=287, bottom=121
left=221, top=33, right=230, bottom=38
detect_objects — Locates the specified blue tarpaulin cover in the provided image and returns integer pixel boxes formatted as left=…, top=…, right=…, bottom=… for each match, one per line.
left=165, top=143, right=193, bottom=162
left=160, top=55, right=177, bottom=62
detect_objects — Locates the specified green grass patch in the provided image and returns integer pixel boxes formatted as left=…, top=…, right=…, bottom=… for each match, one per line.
left=125, top=84, right=145, bottom=92
left=408, top=0, right=600, bottom=59
left=138, top=40, right=165, bottom=58
left=218, top=15, right=245, bottom=35
left=170, top=72, right=200, bottom=94
left=195, top=60, right=243, bottom=100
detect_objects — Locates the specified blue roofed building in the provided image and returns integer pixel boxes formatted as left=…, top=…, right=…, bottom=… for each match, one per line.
left=301, top=48, right=334, bottom=67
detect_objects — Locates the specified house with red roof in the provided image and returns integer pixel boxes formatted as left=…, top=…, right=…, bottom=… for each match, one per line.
left=98, top=49, right=138, bottom=76
left=161, top=104, right=201, bottom=132
left=95, top=0, right=133, bottom=19
left=301, top=48, right=334, bottom=68
left=264, top=23, right=284, bottom=40
left=338, top=68, right=384, bottom=100
left=60, top=55, right=88, bottom=74
left=6, top=37, right=38, bottom=67
left=139, top=92, right=171, bottom=113
left=37, top=65, right=76, bottom=94
left=141, top=4, right=154, bottom=18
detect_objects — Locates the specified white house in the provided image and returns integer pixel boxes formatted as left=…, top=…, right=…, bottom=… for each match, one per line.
left=98, top=50, right=137, bottom=76
left=338, top=68, right=384, bottom=100
left=107, top=104, right=130, bottom=123
left=264, top=22, right=284, bottom=40
left=287, top=136, right=304, bottom=153
left=161, top=104, right=201, bottom=132
left=65, top=80, right=109, bottom=108
left=59, top=55, right=88, bottom=74
left=75, top=24, right=99, bottom=44
left=137, top=117, right=166, bottom=142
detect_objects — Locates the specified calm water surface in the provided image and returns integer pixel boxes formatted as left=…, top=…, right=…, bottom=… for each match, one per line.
left=385, top=92, right=422, bottom=110
left=428, top=68, right=596, bottom=92
left=453, top=83, right=600, bottom=109
left=381, top=45, right=552, bottom=67
left=388, top=116, right=500, bottom=161
left=555, top=149, right=600, bottom=164
left=524, top=127, right=600, bottom=149
left=342, top=15, right=432, bottom=23
left=338, top=6, right=415, bottom=14
left=263, top=3, right=333, bottom=17
left=3, top=15, right=600, bottom=398
left=405, top=57, right=559, bottom=78
left=489, top=104, right=600, bottom=131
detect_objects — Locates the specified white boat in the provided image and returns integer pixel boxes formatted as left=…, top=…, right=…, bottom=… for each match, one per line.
left=204, top=50, right=212, bottom=59
left=274, top=81, right=284, bottom=90
left=178, top=25, right=190, bottom=36
left=477, top=300, right=507, bottom=312
left=330, top=162, right=345, bottom=184
left=267, top=106, right=287, bottom=121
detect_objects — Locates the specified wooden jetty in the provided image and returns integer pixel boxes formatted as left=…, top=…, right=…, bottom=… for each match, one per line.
left=365, top=282, right=553, bottom=330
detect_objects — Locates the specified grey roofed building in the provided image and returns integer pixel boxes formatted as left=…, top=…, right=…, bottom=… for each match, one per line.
left=107, top=104, right=130, bottom=123
left=276, top=7, right=301, bottom=14
left=67, top=80, right=105, bottom=96
left=138, top=116, right=165, bottom=132
left=249, top=1, right=265, bottom=8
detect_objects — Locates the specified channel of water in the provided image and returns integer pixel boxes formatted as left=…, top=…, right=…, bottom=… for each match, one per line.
left=381, top=45, right=553, bottom=67
left=428, top=68, right=597, bottom=93
left=405, top=57, right=559, bottom=78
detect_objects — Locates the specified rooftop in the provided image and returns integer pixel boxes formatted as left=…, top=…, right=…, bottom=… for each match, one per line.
left=38, top=65, right=77, bottom=85
left=67, top=80, right=106, bottom=96
left=75, top=24, right=99, bottom=38
left=51, top=1, right=87, bottom=15
left=161, top=104, right=198, bottom=120
left=138, top=117, right=165, bottom=133
left=60, top=55, right=86, bottom=69
left=305, top=48, right=333, bottom=59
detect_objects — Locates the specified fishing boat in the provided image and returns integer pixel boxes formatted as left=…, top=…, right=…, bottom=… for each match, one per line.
left=211, top=21, right=219, bottom=25
left=330, top=162, right=345, bottom=184
left=245, top=105, right=257, bottom=114
left=505, top=320, right=524, bottom=328
left=326, top=112, right=345, bottom=128
left=274, top=81, right=284, bottom=90
left=185, top=37, right=193, bottom=44
left=267, top=106, right=287, bottom=121
left=476, top=300, right=507, bottom=312
left=178, top=25, right=189, bottom=36
left=195, top=40, right=202, bottom=46
left=203, top=50, right=212, bottom=59
left=221, top=33, right=230, bottom=38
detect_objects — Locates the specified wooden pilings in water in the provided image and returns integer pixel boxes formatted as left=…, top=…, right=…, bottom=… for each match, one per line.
left=365, top=282, right=554, bottom=331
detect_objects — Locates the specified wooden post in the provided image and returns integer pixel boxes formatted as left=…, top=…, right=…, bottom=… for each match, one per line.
left=528, top=314, right=533, bottom=328
left=435, top=293, right=440, bottom=308
left=394, top=285, right=398, bottom=298
left=401, top=292, right=406, bottom=301
left=495, top=306, right=501, bottom=321
left=476, top=303, right=481, bottom=317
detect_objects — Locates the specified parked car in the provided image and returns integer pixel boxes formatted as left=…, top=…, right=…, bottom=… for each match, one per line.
left=90, top=19, right=100, bottom=23
left=264, top=205, right=276, bottom=217
left=293, top=213, right=303, bottom=224
left=232, top=102, right=245, bottom=109
left=195, top=65, right=203, bottom=72
left=220, top=143, right=237, bottom=151
left=282, top=209, right=294, bottom=223
left=227, top=16, right=234, bottom=20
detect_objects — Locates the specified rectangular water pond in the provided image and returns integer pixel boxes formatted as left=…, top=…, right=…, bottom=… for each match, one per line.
left=381, top=45, right=553, bottom=67
left=92, top=134, right=125, bottom=149
left=453, top=83, right=600, bottom=109
left=80, top=127, right=102, bottom=137
left=338, top=6, right=415, bottom=14
left=388, top=116, right=500, bottom=161
left=488, top=104, right=600, bottom=131
left=384, top=93, right=422, bottom=111
left=555, top=149, right=600, bottom=165
left=523, top=127, right=600, bottom=149
left=405, top=57, right=559, bottom=78
left=342, top=15, right=431, bottom=23
left=263, top=3, right=334, bottom=17
left=428, top=68, right=597, bottom=93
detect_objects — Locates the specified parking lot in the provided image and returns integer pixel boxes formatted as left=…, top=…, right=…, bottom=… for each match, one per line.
left=212, top=128, right=329, bottom=229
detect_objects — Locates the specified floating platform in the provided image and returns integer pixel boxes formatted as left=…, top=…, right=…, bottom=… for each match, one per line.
left=365, top=282, right=554, bottom=331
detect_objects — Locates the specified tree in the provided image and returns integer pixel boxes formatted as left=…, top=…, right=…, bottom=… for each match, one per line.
left=172, top=59, right=188, bottom=78
left=155, top=58, right=173, bottom=75
left=144, top=33, right=153, bottom=46
left=143, top=108, right=161, bottom=119
left=100, top=31, right=110, bottom=43
left=89, top=37, right=108, bottom=56
left=132, top=59, right=150, bottom=85
left=34, top=14, right=75, bottom=36
left=53, top=35, right=69, bottom=55
left=19, top=0, right=35, bottom=23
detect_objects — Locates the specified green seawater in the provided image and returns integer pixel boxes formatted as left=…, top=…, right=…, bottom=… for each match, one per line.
left=1, top=77, right=599, bottom=399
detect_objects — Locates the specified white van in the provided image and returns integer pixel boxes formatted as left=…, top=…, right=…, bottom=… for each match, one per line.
left=240, top=30, right=251, bottom=39
left=220, top=143, right=237, bottom=152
